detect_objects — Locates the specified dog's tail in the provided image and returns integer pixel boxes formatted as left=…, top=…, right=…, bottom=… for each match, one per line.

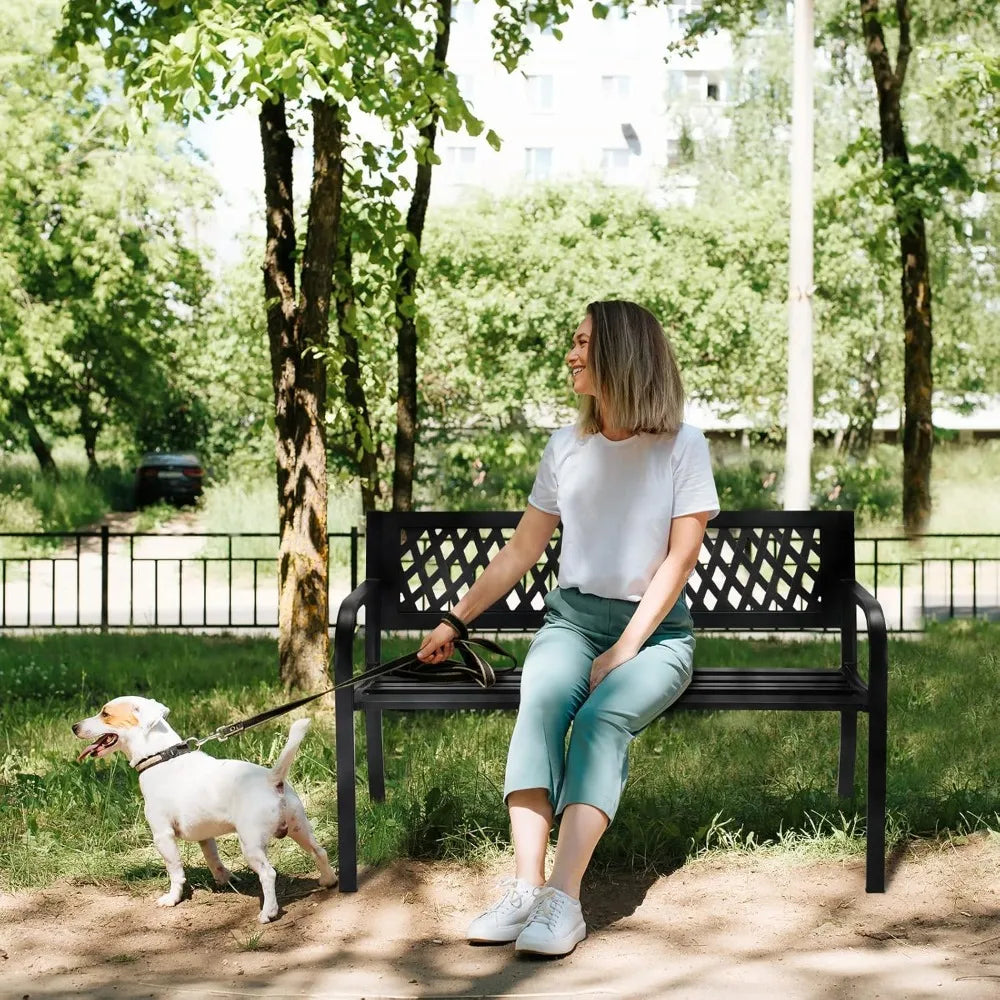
left=270, top=717, right=311, bottom=786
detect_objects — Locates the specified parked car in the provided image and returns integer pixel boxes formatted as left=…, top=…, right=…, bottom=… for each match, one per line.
left=134, top=452, right=205, bottom=508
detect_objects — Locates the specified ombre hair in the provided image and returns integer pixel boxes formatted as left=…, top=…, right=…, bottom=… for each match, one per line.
left=577, top=300, right=684, bottom=436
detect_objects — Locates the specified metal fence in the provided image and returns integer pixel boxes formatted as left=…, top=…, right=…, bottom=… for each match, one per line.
left=0, top=527, right=358, bottom=632
left=0, top=527, right=997, bottom=633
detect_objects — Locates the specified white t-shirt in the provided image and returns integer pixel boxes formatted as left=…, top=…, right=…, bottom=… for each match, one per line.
left=527, top=423, right=720, bottom=602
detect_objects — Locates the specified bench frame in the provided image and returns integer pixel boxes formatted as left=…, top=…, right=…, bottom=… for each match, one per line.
left=333, top=510, right=888, bottom=893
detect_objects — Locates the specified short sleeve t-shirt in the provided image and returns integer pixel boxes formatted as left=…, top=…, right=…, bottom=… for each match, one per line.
left=527, top=423, right=720, bottom=602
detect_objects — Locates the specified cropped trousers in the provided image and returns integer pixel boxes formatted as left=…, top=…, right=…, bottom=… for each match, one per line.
left=503, top=586, right=695, bottom=823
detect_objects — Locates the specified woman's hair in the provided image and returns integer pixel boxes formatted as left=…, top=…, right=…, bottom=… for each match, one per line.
left=577, top=299, right=684, bottom=436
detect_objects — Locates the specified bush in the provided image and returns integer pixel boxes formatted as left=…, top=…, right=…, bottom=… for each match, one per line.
left=713, top=456, right=781, bottom=510
left=812, top=455, right=901, bottom=524
left=416, top=428, right=550, bottom=511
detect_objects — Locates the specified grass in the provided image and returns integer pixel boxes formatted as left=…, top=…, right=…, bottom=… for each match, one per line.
left=194, top=475, right=361, bottom=572
left=1, top=623, right=998, bottom=894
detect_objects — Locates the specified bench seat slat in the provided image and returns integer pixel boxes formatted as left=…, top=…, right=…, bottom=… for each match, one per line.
left=353, top=667, right=870, bottom=712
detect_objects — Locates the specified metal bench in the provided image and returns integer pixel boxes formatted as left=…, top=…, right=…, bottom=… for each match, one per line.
left=333, top=509, right=888, bottom=893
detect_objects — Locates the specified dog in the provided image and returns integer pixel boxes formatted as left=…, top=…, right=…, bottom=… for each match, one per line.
left=72, top=696, right=337, bottom=922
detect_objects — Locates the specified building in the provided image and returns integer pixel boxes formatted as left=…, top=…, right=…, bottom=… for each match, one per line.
left=435, top=0, right=734, bottom=204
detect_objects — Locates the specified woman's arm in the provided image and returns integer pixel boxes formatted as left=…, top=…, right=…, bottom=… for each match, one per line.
left=589, top=511, right=710, bottom=689
left=417, top=505, right=561, bottom=662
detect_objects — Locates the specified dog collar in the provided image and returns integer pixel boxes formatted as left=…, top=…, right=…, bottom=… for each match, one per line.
left=134, top=741, right=194, bottom=774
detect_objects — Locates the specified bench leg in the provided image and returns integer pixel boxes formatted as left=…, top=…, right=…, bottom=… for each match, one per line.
left=837, top=711, right=857, bottom=798
left=366, top=708, right=386, bottom=802
left=866, top=707, right=887, bottom=893
left=335, top=687, right=359, bottom=892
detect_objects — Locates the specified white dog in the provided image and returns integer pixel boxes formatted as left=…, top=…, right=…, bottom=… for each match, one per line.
left=73, top=696, right=337, bottom=922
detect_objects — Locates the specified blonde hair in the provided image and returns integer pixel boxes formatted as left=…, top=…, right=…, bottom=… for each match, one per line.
left=577, top=300, right=684, bottom=436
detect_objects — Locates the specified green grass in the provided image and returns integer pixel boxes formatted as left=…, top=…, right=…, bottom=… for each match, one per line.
left=195, top=476, right=360, bottom=573
left=1, top=623, right=998, bottom=893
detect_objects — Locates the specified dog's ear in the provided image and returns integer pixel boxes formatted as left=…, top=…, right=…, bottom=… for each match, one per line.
left=134, top=698, right=170, bottom=733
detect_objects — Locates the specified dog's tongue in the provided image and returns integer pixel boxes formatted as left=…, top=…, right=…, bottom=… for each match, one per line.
left=77, top=734, right=116, bottom=761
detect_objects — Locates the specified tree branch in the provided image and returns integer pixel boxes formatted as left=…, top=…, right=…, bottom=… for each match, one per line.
left=859, top=0, right=896, bottom=93
left=259, top=97, right=296, bottom=324
left=299, top=98, right=344, bottom=352
left=895, top=0, right=911, bottom=89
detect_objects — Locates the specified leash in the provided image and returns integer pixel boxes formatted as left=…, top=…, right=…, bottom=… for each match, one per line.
left=133, top=635, right=518, bottom=774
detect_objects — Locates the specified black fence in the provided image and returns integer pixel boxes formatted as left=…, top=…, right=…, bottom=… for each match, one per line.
left=0, top=527, right=997, bottom=634
left=0, top=527, right=358, bottom=632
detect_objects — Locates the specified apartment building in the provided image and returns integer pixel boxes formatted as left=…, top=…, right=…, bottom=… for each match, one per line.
left=436, top=0, right=734, bottom=203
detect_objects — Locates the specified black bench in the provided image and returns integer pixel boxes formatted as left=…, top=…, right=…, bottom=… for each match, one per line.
left=333, top=510, right=888, bottom=893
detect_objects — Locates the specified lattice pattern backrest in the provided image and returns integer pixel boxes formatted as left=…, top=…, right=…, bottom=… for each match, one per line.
left=369, top=513, right=559, bottom=628
left=690, top=525, right=826, bottom=615
left=368, top=511, right=853, bottom=630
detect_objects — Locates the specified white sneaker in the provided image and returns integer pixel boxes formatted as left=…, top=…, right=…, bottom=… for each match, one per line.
left=467, top=877, right=541, bottom=943
left=514, top=886, right=587, bottom=957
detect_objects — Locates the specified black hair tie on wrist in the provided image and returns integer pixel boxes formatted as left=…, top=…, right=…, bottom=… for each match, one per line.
left=440, top=610, right=469, bottom=640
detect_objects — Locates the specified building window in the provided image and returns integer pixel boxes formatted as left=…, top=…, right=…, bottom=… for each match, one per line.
left=601, top=148, right=631, bottom=183
left=668, top=0, right=704, bottom=32
left=601, top=75, right=631, bottom=102
left=668, top=69, right=711, bottom=102
left=525, top=147, right=554, bottom=181
left=445, top=146, right=477, bottom=182
left=525, top=74, right=555, bottom=112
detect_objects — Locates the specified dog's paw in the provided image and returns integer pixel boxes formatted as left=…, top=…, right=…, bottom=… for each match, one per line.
left=155, top=892, right=182, bottom=908
left=258, top=906, right=279, bottom=924
left=319, top=872, right=338, bottom=889
left=213, top=868, right=233, bottom=886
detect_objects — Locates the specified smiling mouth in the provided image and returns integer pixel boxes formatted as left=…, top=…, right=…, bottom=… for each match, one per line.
left=77, top=733, right=119, bottom=761
left=571, top=367, right=584, bottom=377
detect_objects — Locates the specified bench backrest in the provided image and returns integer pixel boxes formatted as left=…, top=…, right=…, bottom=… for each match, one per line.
left=365, top=510, right=856, bottom=632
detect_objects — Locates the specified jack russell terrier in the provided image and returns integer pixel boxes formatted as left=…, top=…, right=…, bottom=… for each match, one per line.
left=73, top=696, right=337, bottom=922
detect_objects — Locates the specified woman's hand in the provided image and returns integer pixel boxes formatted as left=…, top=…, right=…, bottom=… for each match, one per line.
left=589, top=643, right=637, bottom=691
left=416, top=621, right=459, bottom=663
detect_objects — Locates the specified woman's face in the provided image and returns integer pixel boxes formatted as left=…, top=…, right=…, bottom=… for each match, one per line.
left=566, top=316, right=595, bottom=396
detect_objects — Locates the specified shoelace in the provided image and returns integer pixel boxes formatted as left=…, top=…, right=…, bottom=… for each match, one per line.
left=489, top=877, right=534, bottom=913
left=527, top=886, right=566, bottom=929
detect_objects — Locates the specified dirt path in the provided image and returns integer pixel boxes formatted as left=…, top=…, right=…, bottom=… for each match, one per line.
left=2, top=835, right=999, bottom=999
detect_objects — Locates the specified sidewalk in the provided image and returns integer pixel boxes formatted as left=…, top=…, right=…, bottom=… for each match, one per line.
left=3, top=835, right=999, bottom=1000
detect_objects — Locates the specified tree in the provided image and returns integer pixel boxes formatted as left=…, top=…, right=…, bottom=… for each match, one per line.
left=417, top=183, right=789, bottom=469
left=0, top=0, right=212, bottom=477
left=56, top=0, right=510, bottom=689
left=681, top=0, right=998, bottom=533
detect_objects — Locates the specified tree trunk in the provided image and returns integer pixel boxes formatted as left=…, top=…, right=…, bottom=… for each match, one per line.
left=861, top=0, right=932, bottom=534
left=841, top=344, right=881, bottom=459
left=334, top=242, right=380, bottom=513
left=391, top=0, right=452, bottom=511
left=79, top=389, right=100, bottom=475
left=260, top=96, right=343, bottom=692
left=10, top=398, right=58, bottom=479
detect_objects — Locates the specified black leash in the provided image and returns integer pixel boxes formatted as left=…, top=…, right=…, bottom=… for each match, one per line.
left=134, top=635, right=518, bottom=773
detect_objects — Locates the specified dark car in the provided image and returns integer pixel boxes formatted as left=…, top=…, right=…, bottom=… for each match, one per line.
left=134, top=452, right=205, bottom=508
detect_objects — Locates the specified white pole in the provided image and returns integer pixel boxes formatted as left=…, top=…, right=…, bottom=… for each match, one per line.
left=785, top=0, right=815, bottom=510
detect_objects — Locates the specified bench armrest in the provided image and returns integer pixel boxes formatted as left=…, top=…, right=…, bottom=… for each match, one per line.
left=334, top=579, right=377, bottom=685
left=850, top=580, right=888, bottom=712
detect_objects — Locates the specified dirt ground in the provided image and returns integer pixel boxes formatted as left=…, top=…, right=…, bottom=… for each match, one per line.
left=2, top=834, right=999, bottom=1000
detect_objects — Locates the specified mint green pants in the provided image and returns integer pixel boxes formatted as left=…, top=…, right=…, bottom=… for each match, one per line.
left=503, top=586, right=695, bottom=823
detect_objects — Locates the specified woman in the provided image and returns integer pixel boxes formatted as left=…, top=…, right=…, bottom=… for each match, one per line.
left=417, top=300, right=719, bottom=957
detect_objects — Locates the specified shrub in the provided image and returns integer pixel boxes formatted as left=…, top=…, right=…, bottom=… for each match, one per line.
left=812, top=456, right=901, bottom=524
left=713, top=457, right=781, bottom=510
